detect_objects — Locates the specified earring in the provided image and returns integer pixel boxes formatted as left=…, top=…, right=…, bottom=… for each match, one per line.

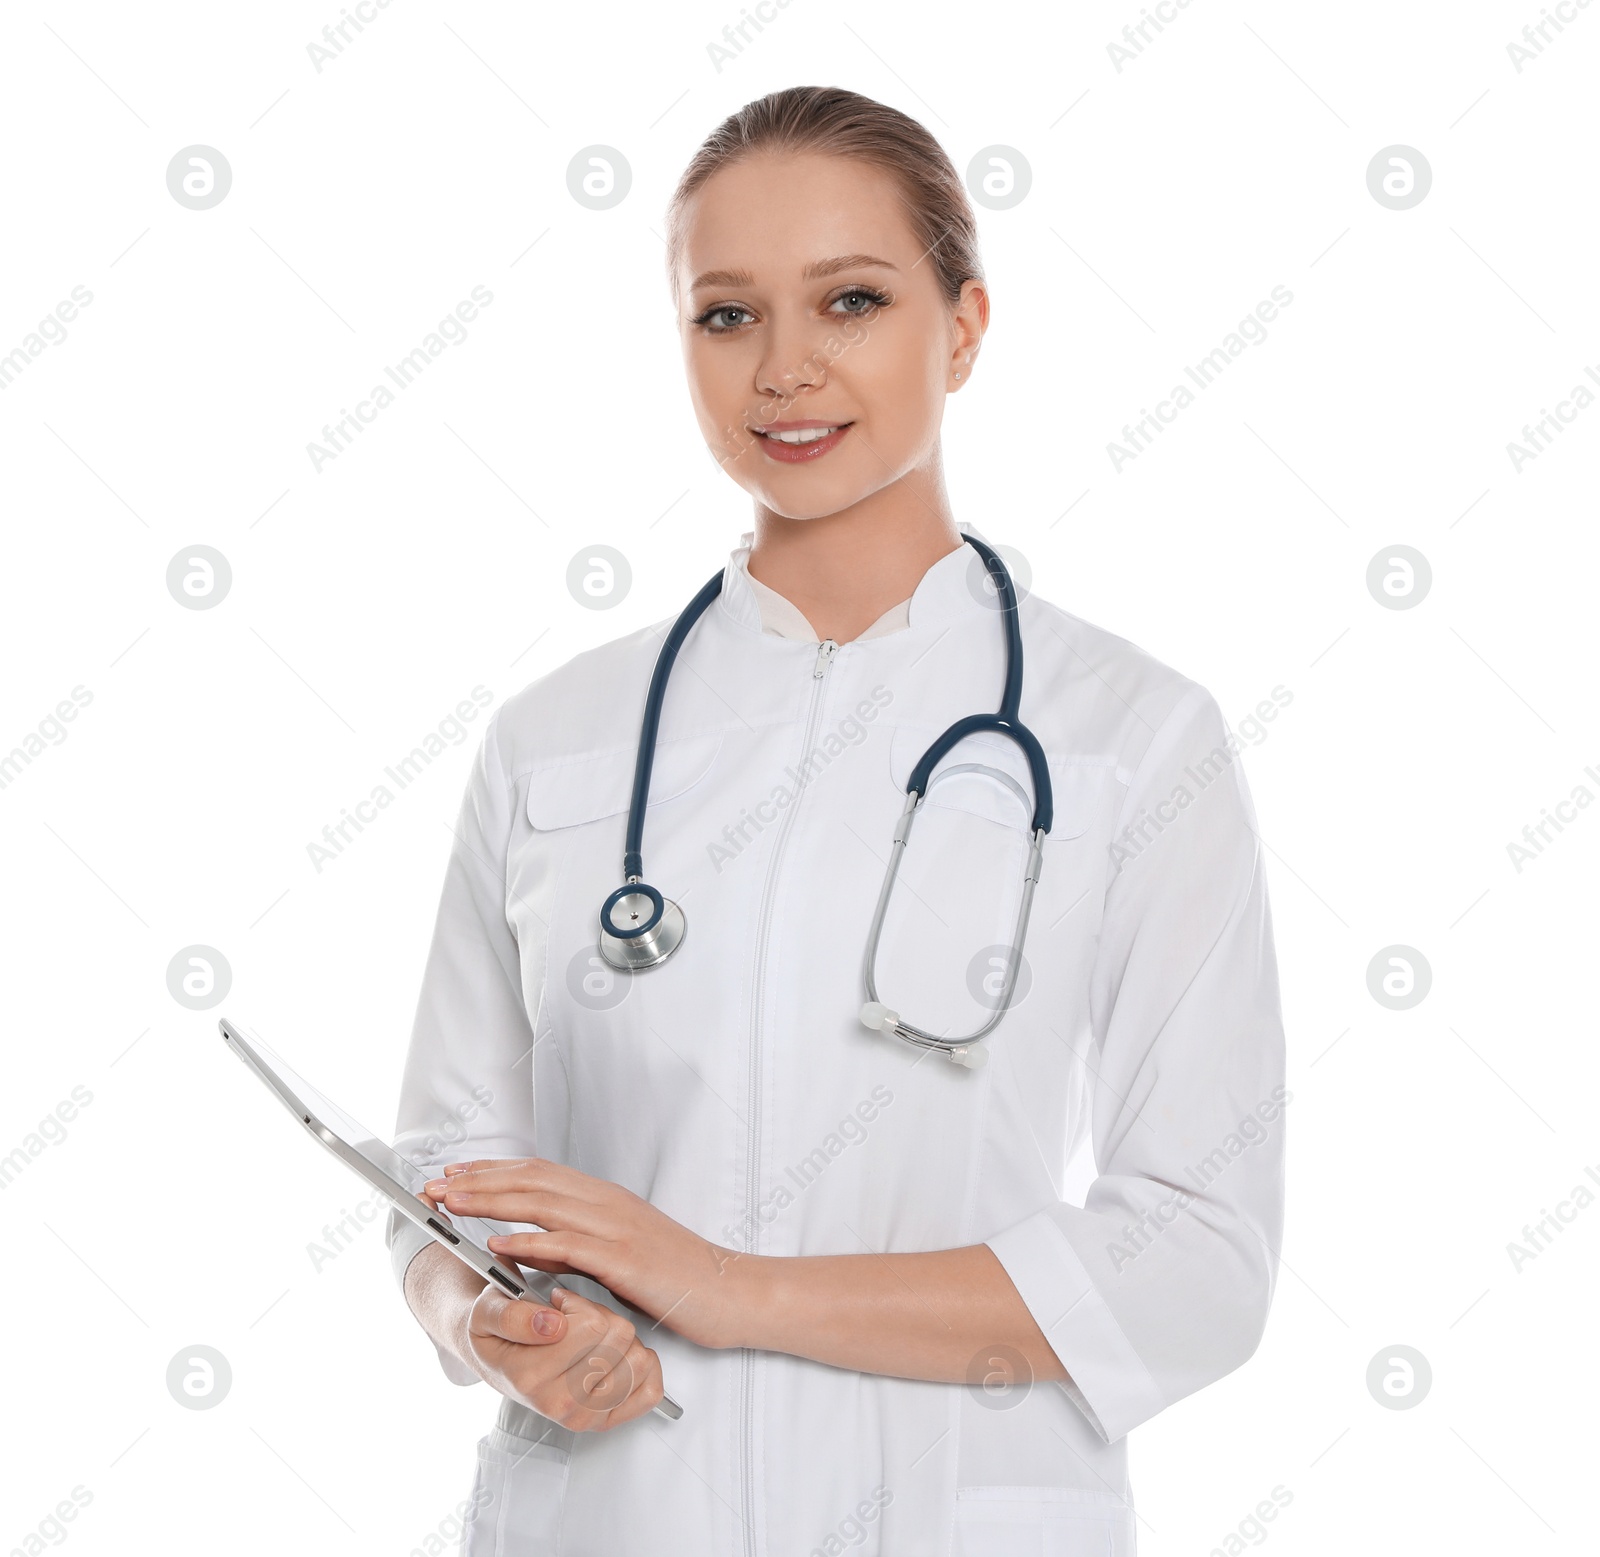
left=954, top=371, right=963, bottom=381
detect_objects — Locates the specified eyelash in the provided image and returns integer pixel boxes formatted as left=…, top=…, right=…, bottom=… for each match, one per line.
left=690, top=286, right=891, bottom=334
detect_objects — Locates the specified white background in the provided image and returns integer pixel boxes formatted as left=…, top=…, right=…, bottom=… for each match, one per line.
left=2, top=1, right=1595, bottom=1553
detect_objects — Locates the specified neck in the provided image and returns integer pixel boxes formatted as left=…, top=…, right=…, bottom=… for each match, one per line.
left=746, top=464, right=964, bottom=643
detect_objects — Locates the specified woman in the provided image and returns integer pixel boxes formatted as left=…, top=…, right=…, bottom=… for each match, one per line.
left=391, top=85, right=1286, bottom=1557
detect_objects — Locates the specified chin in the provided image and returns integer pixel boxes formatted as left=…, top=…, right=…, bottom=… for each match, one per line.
left=752, top=487, right=867, bottom=522
left=756, top=494, right=851, bottom=521
left=748, top=464, right=895, bottom=522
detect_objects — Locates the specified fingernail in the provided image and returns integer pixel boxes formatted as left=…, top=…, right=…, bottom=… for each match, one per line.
left=424, top=1180, right=446, bottom=1196
left=533, top=1310, right=559, bottom=1335
left=486, top=1237, right=505, bottom=1250
left=443, top=1164, right=466, bottom=1176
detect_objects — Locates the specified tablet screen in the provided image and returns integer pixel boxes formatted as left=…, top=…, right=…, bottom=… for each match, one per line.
left=225, top=1022, right=429, bottom=1194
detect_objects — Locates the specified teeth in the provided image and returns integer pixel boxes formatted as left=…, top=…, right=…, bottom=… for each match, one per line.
left=764, top=425, right=840, bottom=445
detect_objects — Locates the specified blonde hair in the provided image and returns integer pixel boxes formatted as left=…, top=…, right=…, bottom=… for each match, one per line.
left=665, top=85, right=983, bottom=308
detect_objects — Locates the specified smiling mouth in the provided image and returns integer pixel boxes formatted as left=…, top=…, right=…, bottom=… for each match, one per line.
left=753, top=424, right=848, bottom=445
left=749, top=422, right=854, bottom=462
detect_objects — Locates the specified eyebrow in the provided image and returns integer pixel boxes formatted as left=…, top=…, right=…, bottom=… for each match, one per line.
left=686, top=253, right=900, bottom=293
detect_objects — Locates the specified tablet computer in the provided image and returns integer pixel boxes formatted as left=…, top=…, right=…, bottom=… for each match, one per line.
left=217, top=1016, right=683, bottom=1421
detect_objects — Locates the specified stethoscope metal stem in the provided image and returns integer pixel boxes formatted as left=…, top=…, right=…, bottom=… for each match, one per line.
left=859, top=793, right=1047, bottom=1066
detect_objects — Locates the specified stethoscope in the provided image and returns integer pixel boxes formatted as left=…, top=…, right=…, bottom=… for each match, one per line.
left=596, top=533, right=1053, bottom=1069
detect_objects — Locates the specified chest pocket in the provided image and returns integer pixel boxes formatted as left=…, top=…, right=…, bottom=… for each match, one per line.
left=520, top=731, right=740, bottom=1105
left=524, top=731, right=724, bottom=831
left=885, top=724, right=1094, bottom=839
left=876, top=725, right=1095, bottom=1033
left=522, top=731, right=725, bottom=1034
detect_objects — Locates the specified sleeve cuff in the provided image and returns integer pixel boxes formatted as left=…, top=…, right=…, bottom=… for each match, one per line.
left=985, top=1208, right=1166, bottom=1444
left=387, top=1209, right=481, bottom=1388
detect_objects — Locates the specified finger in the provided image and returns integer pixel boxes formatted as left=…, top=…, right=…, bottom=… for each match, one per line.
left=508, top=1258, right=583, bottom=1277
left=486, top=1231, right=585, bottom=1276
left=599, top=1339, right=666, bottom=1428
left=437, top=1158, right=541, bottom=1187
left=436, top=1187, right=599, bottom=1229
left=469, top=1285, right=567, bottom=1348
left=546, top=1288, right=628, bottom=1356
left=560, top=1317, right=643, bottom=1419
left=424, top=1162, right=552, bottom=1200
left=534, top=1292, right=660, bottom=1430
left=435, top=1160, right=608, bottom=1204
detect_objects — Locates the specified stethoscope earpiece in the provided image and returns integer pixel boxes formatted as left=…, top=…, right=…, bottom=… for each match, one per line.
left=946, top=1043, right=989, bottom=1070
left=860, top=1001, right=990, bottom=1068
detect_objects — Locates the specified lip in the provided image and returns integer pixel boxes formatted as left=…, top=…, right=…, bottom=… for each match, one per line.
left=748, top=418, right=854, bottom=464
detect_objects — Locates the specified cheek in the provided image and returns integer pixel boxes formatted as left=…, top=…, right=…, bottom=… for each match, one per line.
left=850, top=328, right=946, bottom=455
left=682, top=341, right=742, bottom=434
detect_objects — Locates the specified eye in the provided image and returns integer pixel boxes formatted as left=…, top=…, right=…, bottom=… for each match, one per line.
left=691, top=302, right=756, bottom=333
left=828, top=286, right=890, bottom=316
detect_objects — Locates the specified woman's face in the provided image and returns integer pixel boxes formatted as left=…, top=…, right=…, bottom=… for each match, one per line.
left=674, top=151, right=985, bottom=521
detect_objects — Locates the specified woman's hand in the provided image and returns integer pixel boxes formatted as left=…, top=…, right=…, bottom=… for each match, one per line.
left=464, top=1280, right=666, bottom=1431
left=423, top=1158, right=749, bottom=1351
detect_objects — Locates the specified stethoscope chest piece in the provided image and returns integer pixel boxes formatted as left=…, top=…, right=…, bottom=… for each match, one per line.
left=597, top=882, right=686, bottom=970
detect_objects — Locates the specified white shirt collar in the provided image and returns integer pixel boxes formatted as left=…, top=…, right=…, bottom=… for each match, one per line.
left=718, top=522, right=989, bottom=642
left=743, top=567, right=911, bottom=643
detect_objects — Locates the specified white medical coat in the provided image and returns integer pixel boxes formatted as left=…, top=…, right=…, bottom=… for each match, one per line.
left=388, top=522, right=1287, bottom=1557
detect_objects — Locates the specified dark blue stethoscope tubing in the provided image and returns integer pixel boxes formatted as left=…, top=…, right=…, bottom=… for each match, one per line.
left=906, top=534, right=1053, bottom=836
left=601, top=568, right=725, bottom=941
left=964, top=533, right=1025, bottom=722
left=607, top=534, right=1052, bottom=943
left=904, top=712, right=1054, bottom=836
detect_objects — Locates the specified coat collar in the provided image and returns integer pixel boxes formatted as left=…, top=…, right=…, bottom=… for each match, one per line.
left=714, top=520, right=992, bottom=639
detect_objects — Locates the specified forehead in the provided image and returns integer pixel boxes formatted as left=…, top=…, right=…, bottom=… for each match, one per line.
left=676, top=151, right=923, bottom=288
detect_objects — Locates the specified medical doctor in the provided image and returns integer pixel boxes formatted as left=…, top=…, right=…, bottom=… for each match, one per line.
left=390, top=85, right=1287, bottom=1557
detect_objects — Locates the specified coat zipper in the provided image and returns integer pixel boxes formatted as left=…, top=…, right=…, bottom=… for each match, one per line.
left=740, top=636, right=839, bottom=1557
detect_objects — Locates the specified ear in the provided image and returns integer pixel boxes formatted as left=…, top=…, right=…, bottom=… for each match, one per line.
left=948, top=277, right=989, bottom=390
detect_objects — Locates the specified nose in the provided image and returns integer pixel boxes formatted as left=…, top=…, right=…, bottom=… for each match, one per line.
left=754, top=312, right=829, bottom=403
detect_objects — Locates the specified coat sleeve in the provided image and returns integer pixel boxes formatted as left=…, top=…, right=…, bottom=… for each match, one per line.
left=386, top=702, right=542, bottom=1386
left=983, top=684, right=1288, bottom=1444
